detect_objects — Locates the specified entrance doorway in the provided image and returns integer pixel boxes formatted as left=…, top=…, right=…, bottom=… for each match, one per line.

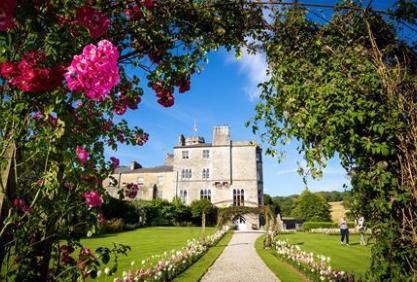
left=233, top=215, right=246, bottom=231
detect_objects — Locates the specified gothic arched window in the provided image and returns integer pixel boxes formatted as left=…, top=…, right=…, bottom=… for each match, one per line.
left=179, top=189, right=187, bottom=204
left=233, top=189, right=244, bottom=206
left=200, top=189, right=211, bottom=202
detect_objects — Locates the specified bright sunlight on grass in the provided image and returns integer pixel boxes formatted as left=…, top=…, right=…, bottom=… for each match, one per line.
left=255, top=235, right=307, bottom=282
left=278, top=232, right=371, bottom=274
left=82, top=226, right=214, bottom=281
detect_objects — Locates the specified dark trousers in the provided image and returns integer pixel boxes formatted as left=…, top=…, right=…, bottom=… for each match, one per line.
left=340, top=228, right=349, bottom=244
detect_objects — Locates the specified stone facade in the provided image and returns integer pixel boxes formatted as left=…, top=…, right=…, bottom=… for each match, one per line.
left=103, top=125, right=264, bottom=229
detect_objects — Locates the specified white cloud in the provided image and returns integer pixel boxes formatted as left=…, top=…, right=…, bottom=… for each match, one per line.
left=226, top=48, right=268, bottom=101
left=275, top=165, right=346, bottom=177
left=275, top=169, right=298, bottom=176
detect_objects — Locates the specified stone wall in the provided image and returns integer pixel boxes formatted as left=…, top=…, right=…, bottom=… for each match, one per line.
left=104, top=170, right=175, bottom=201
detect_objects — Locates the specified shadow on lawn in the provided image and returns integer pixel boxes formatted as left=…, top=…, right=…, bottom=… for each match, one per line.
left=291, top=242, right=305, bottom=246
left=89, top=233, right=117, bottom=239
left=227, top=243, right=249, bottom=246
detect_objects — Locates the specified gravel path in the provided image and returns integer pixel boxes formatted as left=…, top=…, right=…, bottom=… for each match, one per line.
left=201, top=231, right=280, bottom=282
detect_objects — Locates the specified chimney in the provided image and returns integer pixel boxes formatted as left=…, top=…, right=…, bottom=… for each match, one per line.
left=130, top=161, right=141, bottom=170
left=178, top=134, right=185, bottom=146
left=212, top=125, right=230, bottom=145
left=164, top=154, right=174, bottom=166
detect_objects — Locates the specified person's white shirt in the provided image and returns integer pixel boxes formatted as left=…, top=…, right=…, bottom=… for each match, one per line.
left=358, top=216, right=365, bottom=229
left=339, top=218, right=348, bottom=229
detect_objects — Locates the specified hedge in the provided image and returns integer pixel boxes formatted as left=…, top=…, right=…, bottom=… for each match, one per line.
left=303, top=221, right=355, bottom=231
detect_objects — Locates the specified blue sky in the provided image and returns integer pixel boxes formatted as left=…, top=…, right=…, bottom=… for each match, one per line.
left=104, top=0, right=402, bottom=196
left=105, top=48, right=349, bottom=196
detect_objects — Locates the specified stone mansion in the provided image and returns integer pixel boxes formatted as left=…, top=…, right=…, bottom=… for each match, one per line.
left=103, top=125, right=264, bottom=228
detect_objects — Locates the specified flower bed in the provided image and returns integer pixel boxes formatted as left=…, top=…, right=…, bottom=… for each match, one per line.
left=309, top=228, right=371, bottom=235
left=303, top=222, right=355, bottom=231
left=113, top=227, right=229, bottom=281
left=272, top=239, right=354, bottom=281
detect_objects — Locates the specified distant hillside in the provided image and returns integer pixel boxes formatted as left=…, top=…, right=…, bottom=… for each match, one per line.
left=270, top=190, right=352, bottom=219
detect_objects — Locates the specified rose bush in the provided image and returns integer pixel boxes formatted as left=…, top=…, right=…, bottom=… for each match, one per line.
left=0, top=1, right=264, bottom=280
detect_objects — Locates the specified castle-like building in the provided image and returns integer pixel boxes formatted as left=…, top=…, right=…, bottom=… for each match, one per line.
left=104, top=125, right=264, bottom=229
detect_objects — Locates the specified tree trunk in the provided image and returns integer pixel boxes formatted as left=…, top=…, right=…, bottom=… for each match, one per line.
left=0, top=143, right=16, bottom=275
left=201, top=209, right=206, bottom=240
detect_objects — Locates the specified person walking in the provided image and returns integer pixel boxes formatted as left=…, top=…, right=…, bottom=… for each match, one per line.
left=357, top=216, right=366, bottom=246
left=339, top=216, right=349, bottom=245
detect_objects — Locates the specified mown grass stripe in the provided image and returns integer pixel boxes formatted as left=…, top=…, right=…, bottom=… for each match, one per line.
left=255, top=235, right=309, bottom=282
left=173, top=231, right=233, bottom=282
left=82, top=226, right=215, bottom=281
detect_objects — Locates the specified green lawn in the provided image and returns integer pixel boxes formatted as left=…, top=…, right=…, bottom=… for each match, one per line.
left=278, top=232, right=371, bottom=275
left=255, top=236, right=308, bottom=282
left=174, top=231, right=233, bottom=282
left=82, top=226, right=214, bottom=281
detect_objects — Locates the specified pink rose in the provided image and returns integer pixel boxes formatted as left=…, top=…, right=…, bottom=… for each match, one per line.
left=0, top=0, right=16, bottom=31
left=110, top=157, right=120, bottom=169
left=75, top=6, right=110, bottom=38
left=76, top=146, right=89, bottom=165
left=32, top=112, right=44, bottom=120
left=12, top=198, right=31, bottom=213
left=82, top=191, right=103, bottom=208
left=125, top=183, right=139, bottom=198
left=65, top=40, right=119, bottom=101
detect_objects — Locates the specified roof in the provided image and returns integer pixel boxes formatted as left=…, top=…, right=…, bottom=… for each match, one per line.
left=113, top=165, right=173, bottom=174
left=174, top=143, right=212, bottom=149
left=173, top=141, right=259, bottom=149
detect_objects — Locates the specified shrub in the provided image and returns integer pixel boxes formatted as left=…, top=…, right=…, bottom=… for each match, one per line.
left=124, top=223, right=142, bottom=231
left=303, top=221, right=355, bottom=231
left=101, top=218, right=124, bottom=233
left=102, top=197, right=139, bottom=224
left=132, top=199, right=158, bottom=226
left=132, top=199, right=192, bottom=226
left=190, top=199, right=218, bottom=226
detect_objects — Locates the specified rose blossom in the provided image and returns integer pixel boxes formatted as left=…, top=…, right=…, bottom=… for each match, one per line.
left=65, top=40, right=119, bottom=101
left=75, top=146, right=89, bottom=165
left=60, top=245, right=75, bottom=265
left=75, top=6, right=110, bottom=38
left=1, top=51, right=64, bottom=92
left=0, top=0, right=16, bottom=31
left=125, top=183, right=139, bottom=198
left=102, top=119, right=113, bottom=132
left=12, top=198, right=31, bottom=213
left=113, top=102, right=127, bottom=115
left=127, top=95, right=141, bottom=109
left=1, top=62, right=16, bottom=79
left=124, top=5, right=142, bottom=20
left=110, top=157, right=120, bottom=168
left=175, top=77, right=191, bottom=93
left=143, top=0, right=155, bottom=9
left=82, top=191, right=103, bottom=208
left=136, top=132, right=149, bottom=146
left=117, top=130, right=124, bottom=143
left=32, top=112, right=44, bottom=120
left=97, top=212, right=106, bottom=225
left=151, top=82, right=175, bottom=107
